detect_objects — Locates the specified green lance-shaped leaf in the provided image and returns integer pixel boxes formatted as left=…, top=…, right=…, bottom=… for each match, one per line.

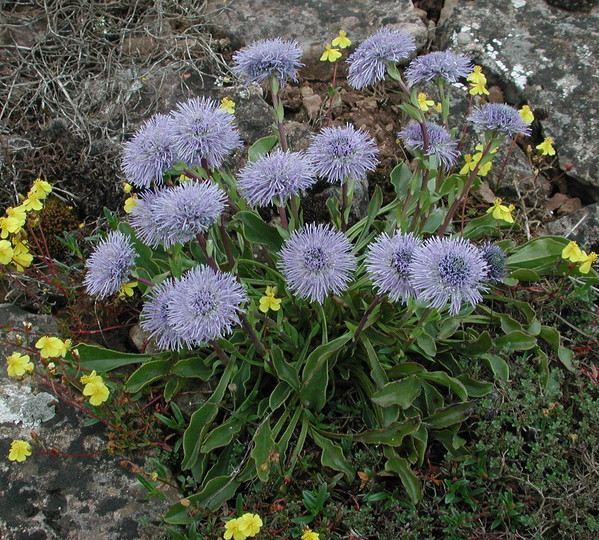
left=200, top=417, right=243, bottom=454
left=355, top=417, right=420, bottom=446
left=371, top=376, right=422, bottom=409
left=507, top=236, right=569, bottom=274
left=247, top=135, right=278, bottom=162
left=539, top=325, right=575, bottom=372
left=481, top=353, right=510, bottom=380
left=234, top=210, right=286, bottom=252
left=251, top=419, right=275, bottom=482
left=424, top=402, right=474, bottom=429
left=494, top=330, right=537, bottom=351
left=74, top=343, right=153, bottom=372
left=300, top=334, right=352, bottom=411
left=125, top=359, right=171, bottom=393
left=311, top=429, right=354, bottom=481
left=383, top=447, right=422, bottom=503
left=415, top=371, right=468, bottom=402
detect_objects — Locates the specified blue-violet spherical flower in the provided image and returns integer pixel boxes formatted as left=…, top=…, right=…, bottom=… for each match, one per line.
left=168, top=97, right=242, bottom=169
left=467, top=103, right=531, bottom=137
left=307, top=124, right=379, bottom=184
left=398, top=121, right=460, bottom=169
left=365, top=231, right=421, bottom=303
left=140, top=277, right=184, bottom=351
left=238, top=150, right=316, bottom=207
left=166, top=265, right=248, bottom=347
left=277, top=223, right=357, bottom=304
left=404, top=51, right=472, bottom=86
left=130, top=181, right=226, bottom=248
left=409, top=236, right=489, bottom=315
left=84, top=231, right=137, bottom=298
left=347, top=27, right=416, bottom=90
left=122, top=114, right=177, bottom=189
left=232, top=38, right=304, bottom=86
left=480, top=242, right=508, bottom=283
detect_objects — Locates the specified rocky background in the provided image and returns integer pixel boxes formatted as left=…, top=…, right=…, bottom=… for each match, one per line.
left=1, top=0, right=598, bottom=537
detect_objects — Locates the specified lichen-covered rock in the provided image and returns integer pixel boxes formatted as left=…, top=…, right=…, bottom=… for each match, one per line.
left=542, top=202, right=599, bottom=252
left=438, top=0, right=599, bottom=196
left=206, top=0, right=428, bottom=62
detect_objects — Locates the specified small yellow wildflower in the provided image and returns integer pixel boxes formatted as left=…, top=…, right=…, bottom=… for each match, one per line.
left=467, top=65, right=486, bottom=84
left=80, top=370, right=102, bottom=385
left=579, top=251, right=598, bottom=274
left=29, top=179, right=52, bottom=199
left=122, top=182, right=133, bottom=194
left=0, top=239, right=14, bottom=265
left=536, top=137, right=556, bottom=156
left=8, top=440, right=32, bottom=462
left=332, top=30, right=351, bottom=49
left=469, top=80, right=490, bottom=96
left=119, top=281, right=138, bottom=298
left=6, top=352, right=34, bottom=378
left=124, top=195, right=140, bottom=213
left=224, top=518, right=246, bottom=540
left=21, top=195, right=44, bottom=212
left=58, top=339, right=71, bottom=357
left=302, top=528, right=320, bottom=540
left=259, top=286, right=282, bottom=313
left=83, top=377, right=110, bottom=406
left=320, top=44, right=342, bottom=62
left=417, top=93, right=435, bottom=112
left=487, top=198, right=515, bottom=223
left=12, top=242, right=33, bottom=272
left=519, top=105, right=534, bottom=124
left=435, top=102, right=443, bottom=113
left=238, top=513, right=263, bottom=537
left=0, top=215, right=22, bottom=237
left=6, top=206, right=27, bottom=227
left=220, top=97, right=236, bottom=114
left=561, top=241, right=584, bottom=262
left=35, top=336, right=66, bottom=358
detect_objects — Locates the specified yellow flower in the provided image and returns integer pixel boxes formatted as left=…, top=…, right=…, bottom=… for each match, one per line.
left=29, top=179, right=52, bottom=199
left=579, top=251, right=598, bottom=274
left=469, top=80, right=489, bottom=96
left=179, top=174, right=191, bottom=182
left=238, top=513, right=263, bottom=537
left=459, top=154, right=474, bottom=175
left=417, top=93, right=435, bottom=112
left=119, top=281, right=138, bottom=298
left=35, top=336, right=66, bottom=358
left=331, top=30, right=351, bottom=49
left=8, top=440, right=32, bottom=462
left=220, top=97, right=236, bottom=114
left=58, top=339, right=72, bottom=357
left=259, top=286, right=282, bottom=313
left=21, top=195, right=44, bottom=212
left=12, top=242, right=33, bottom=272
left=435, top=102, right=443, bottom=113
left=561, top=241, right=584, bottom=262
left=467, top=65, right=486, bottom=84
left=486, top=198, right=515, bottom=223
left=122, top=182, right=133, bottom=194
left=302, top=528, right=320, bottom=540
left=124, top=195, right=140, bottom=213
left=6, top=352, right=34, bottom=377
left=80, top=370, right=102, bottom=385
left=460, top=153, right=492, bottom=176
left=224, top=518, right=246, bottom=540
left=519, top=105, right=534, bottom=124
left=536, top=137, right=556, bottom=156
left=6, top=206, right=27, bottom=227
left=83, top=378, right=110, bottom=406
left=320, top=44, right=342, bottom=62
left=0, top=239, right=14, bottom=264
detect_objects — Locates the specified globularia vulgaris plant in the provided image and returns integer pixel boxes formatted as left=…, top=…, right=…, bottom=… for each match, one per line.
left=5, top=26, right=597, bottom=530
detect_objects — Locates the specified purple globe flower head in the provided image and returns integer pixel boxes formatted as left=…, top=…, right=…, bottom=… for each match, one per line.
left=468, top=103, right=531, bottom=137
left=232, top=38, right=304, bottom=86
left=140, top=277, right=184, bottom=351
left=398, top=121, right=460, bottom=169
left=307, top=124, right=379, bottom=185
left=238, top=149, right=316, bottom=207
left=166, top=265, right=248, bottom=347
left=122, top=114, right=177, bottom=189
left=409, top=236, right=489, bottom=316
left=84, top=231, right=137, bottom=298
left=168, top=97, right=242, bottom=169
left=365, top=231, right=421, bottom=303
left=130, top=181, right=227, bottom=248
left=404, top=51, right=472, bottom=86
left=480, top=242, right=507, bottom=283
left=347, top=27, right=416, bottom=90
left=277, top=223, right=357, bottom=304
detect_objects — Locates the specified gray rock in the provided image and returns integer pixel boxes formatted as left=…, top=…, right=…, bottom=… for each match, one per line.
left=546, top=0, right=598, bottom=12
left=206, top=0, right=428, bottom=63
left=438, top=0, right=599, bottom=196
left=541, top=202, right=599, bottom=252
